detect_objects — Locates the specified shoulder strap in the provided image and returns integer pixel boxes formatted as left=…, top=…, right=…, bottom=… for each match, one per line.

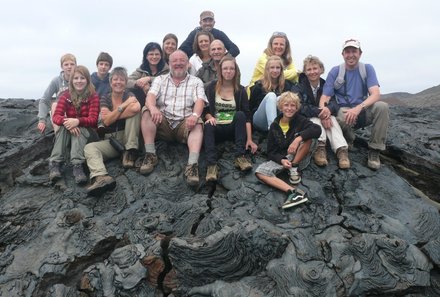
left=334, top=64, right=346, bottom=90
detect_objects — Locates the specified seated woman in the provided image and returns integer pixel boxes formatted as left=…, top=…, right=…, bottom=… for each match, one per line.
left=249, top=55, right=294, bottom=132
left=85, top=67, right=141, bottom=196
left=162, top=33, right=178, bottom=64
left=295, top=55, right=350, bottom=169
left=255, top=92, right=321, bottom=209
left=248, top=32, right=298, bottom=95
left=48, top=65, right=99, bottom=185
left=203, top=56, right=258, bottom=182
left=188, top=30, right=214, bottom=75
left=127, top=42, right=169, bottom=106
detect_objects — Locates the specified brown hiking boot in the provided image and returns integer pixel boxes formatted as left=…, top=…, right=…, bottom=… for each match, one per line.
left=139, top=153, right=158, bottom=175
left=86, top=175, right=116, bottom=196
left=234, top=156, right=253, bottom=171
left=336, top=147, right=351, bottom=169
left=185, top=163, right=199, bottom=186
left=122, top=149, right=137, bottom=169
left=367, top=149, right=381, bottom=170
left=313, top=144, right=328, bottom=167
left=206, top=164, right=219, bottom=182
left=49, top=162, right=62, bottom=182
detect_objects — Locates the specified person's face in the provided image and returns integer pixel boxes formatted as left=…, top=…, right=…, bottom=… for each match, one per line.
left=342, top=47, right=362, bottom=69
left=209, top=41, right=226, bottom=61
left=198, top=35, right=211, bottom=52
left=110, top=74, right=127, bottom=93
left=268, top=60, right=282, bottom=80
left=72, top=72, right=87, bottom=92
left=221, top=60, right=235, bottom=81
left=163, top=38, right=177, bottom=55
left=169, top=52, right=188, bottom=78
left=271, top=37, right=286, bottom=57
left=62, top=60, right=76, bottom=78
left=304, top=62, right=322, bottom=84
left=280, top=100, right=298, bottom=118
left=199, top=17, right=215, bottom=31
left=97, top=61, right=111, bottom=76
left=147, top=49, right=161, bottom=66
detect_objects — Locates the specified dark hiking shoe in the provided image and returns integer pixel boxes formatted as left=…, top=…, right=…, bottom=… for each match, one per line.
left=73, top=164, right=87, bottom=184
left=185, top=163, right=199, bottom=186
left=86, top=175, right=116, bottom=196
left=313, top=144, right=328, bottom=167
left=282, top=188, right=308, bottom=209
left=367, top=149, right=381, bottom=170
left=122, top=149, right=137, bottom=169
left=234, top=156, right=253, bottom=171
left=139, top=153, right=158, bottom=175
left=49, top=162, right=62, bottom=182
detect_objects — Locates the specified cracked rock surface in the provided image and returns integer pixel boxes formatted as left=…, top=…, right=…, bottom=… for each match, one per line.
left=0, top=99, right=439, bottom=296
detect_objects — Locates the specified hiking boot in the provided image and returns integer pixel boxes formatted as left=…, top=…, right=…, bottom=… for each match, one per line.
left=367, top=149, right=381, bottom=170
left=185, top=163, right=199, bottom=186
left=139, top=153, right=158, bottom=175
left=337, top=147, right=351, bottom=169
left=234, top=156, right=253, bottom=171
left=206, top=164, right=219, bottom=182
left=86, top=175, right=116, bottom=196
left=313, top=144, right=328, bottom=166
left=282, top=188, right=308, bottom=209
left=49, top=162, right=62, bottom=182
left=122, top=149, right=137, bottom=169
left=72, top=164, right=87, bottom=184
left=289, top=169, right=301, bottom=185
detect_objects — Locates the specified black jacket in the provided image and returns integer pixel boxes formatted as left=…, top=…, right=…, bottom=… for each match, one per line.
left=293, top=73, right=339, bottom=118
left=249, top=80, right=295, bottom=117
left=267, top=112, right=321, bottom=164
left=203, top=80, right=251, bottom=122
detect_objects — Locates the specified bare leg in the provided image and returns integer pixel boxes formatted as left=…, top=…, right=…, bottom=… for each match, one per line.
left=292, top=139, right=312, bottom=164
left=256, top=173, right=295, bottom=192
left=187, top=123, right=203, bottom=153
left=140, top=110, right=157, bottom=145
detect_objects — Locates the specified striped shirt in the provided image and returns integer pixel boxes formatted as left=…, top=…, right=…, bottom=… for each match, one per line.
left=149, top=73, right=207, bottom=128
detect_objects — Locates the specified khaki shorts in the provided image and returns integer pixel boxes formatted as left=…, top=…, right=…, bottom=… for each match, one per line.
left=142, top=106, right=203, bottom=144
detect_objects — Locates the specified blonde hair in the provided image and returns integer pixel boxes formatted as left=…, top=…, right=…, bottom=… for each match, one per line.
left=262, top=56, right=285, bottom=92
left=277, top=91, right=301, bottom=110
left=302, top=55, right=324, bottom=73
left=60, top=53, right=77, bottom=67
left=68, top=65, right=95, bottom=109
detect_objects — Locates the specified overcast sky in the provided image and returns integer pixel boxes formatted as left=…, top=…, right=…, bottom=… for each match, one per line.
left=1, top=0, right=439, bottom=99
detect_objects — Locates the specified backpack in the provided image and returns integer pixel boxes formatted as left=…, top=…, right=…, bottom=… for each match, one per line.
left=334, top=62, right=368, bottom=98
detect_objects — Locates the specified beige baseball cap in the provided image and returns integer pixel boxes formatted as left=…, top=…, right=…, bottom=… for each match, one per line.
left=200, top=10, right=214, bottom=20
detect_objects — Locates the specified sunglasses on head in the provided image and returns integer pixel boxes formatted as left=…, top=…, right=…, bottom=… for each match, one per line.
left=272, top=31, right=287, bottom=37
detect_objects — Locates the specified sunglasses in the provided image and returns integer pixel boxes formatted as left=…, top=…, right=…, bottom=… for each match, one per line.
left=272, top=31, right=287, bottom=37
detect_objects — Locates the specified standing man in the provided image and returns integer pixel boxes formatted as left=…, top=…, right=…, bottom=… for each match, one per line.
left=196, top=39, right=227, bottom=86
left=139, top=50, right=208, bottom=186
left=179, top=10, right=240, bottom=58
left=319, top=39, right=389, bottom=170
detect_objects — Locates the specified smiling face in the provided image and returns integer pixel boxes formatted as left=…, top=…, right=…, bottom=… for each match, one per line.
left=163, top=38, right=177, bottom=55
left=199, top=17, right=215, bottom=31
left=304, top=62, right=323, bottom=84
left=197, top=34, right=211, bottom=53
left=146, top=48, right=161, bottom=66
left=271, top=37, right=286, bottom=57
left=267, top=59, right=282, bottom=80
left=169, top=51, right=189, bottom=79
left=72, top=71, right=87, bottom=93
left=209, top=40, right=226, bottom=62
left=342, top=47, right=362, bottom=69
left=110, top=74, right=127, bottom=94
left=280, top=101, right=298, bottom=118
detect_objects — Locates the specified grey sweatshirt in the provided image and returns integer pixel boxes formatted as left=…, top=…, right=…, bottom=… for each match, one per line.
left=37, top=71, right=69, bottom=123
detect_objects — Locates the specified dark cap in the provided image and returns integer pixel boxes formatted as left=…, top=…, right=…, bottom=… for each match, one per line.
left=200, top=10, right=214, bottom=21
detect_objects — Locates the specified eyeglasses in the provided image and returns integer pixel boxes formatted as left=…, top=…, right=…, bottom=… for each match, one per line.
left=272, top=31, right=287, bottom=37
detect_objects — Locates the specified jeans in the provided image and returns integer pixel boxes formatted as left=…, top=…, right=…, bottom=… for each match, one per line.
left=252, top=92, right=279, bottom=131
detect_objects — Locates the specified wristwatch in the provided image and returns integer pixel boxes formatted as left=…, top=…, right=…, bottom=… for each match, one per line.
left=191, top=112, right=199, bottom=118
left=360, top=102, right=366, bottom=109
left=117, top=106, right=124, bottom=113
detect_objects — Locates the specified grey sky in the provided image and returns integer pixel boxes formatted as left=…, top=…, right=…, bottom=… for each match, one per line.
left=1, top=0, right=439, bottom=99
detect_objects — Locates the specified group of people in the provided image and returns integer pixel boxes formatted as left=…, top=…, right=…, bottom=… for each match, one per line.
left=37, top=10, right=389, bottom=208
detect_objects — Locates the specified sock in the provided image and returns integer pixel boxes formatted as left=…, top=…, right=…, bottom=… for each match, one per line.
left=289, top=164, right=298, bottom=175
left=188, top=152, right=199, bottom=165
left=286, top=188, right=295, bottom=196
left=144, top=143, right=156, bottom=154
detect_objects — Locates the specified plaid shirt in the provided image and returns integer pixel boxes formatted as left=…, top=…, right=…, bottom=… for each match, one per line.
left=149, top=73, right=207, bottom=128
left=52, top=90, right=100, bottom=128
